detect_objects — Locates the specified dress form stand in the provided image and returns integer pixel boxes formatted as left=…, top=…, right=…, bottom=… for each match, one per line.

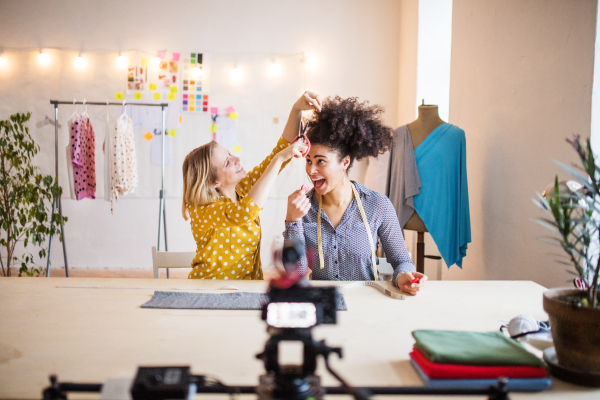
left=405, top=100, right=443, bottom=273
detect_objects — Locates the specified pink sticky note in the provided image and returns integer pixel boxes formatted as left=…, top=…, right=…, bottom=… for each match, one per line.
left=172, top=52, right=180, bottom=61
left=225, top=105, right=235, bottom=113
left=210, top=107, right=218, bottom=114
left=157, top=50, right=166, bottom=59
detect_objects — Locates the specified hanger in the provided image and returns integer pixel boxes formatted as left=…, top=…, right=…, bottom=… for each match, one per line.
left=81, top=99, right=89, bottom=118
left=68, top=98, right=79, bottom=120
left=119, top=99, right=128, bottom=121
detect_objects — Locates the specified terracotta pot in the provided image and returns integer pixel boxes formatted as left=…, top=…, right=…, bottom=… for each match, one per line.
left=543, top=288, right=600, bottom=372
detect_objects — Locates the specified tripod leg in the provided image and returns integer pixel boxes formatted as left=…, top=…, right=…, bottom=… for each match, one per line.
left=163, top=193, right=169, bottom=279
left=156, top=193, right=163, bottom=278
left=58, top=196, right=69, bottom=277
left=45, top=196, right=57, bottom=277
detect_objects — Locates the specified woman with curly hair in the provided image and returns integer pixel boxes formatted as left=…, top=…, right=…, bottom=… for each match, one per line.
left=283, top=97, right=427, bottom=295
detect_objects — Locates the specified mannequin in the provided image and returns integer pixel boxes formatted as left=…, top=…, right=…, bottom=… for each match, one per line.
left=404, top=101, right=445, bottom=232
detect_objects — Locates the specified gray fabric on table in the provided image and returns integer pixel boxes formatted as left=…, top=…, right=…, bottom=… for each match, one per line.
left=141, top=291, right=348, bottom=311
left=386, top=125, right=422, bottom=228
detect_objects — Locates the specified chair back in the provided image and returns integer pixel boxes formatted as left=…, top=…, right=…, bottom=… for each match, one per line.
left=151, top=246, right=195, bottom=279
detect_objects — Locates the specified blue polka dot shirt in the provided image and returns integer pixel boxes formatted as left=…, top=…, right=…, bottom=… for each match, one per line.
left=283, top=181, right=415, bottom=286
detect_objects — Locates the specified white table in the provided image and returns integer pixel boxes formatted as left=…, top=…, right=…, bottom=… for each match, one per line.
left=0, top=278, right=598, bottom=399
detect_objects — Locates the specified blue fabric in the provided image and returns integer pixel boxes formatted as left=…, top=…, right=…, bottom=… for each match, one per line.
left=413, top=123, right=471, bottom=268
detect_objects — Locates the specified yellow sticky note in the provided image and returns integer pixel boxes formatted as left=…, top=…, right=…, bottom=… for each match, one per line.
left=229, top=112, right=238, bottom=120
left=142, top=58, right=149, bottom=67
left=233, top=145, right=241, bottom=153
left=134, top=92, right=142, bottom=100
left=153, top=93, right=161, bottom=100
left=115, top=92, right=124, bottom=100
left=149, top=83, right=157, bottom=90
left=168, top=93, right=175, bottom=101
left=143, top=132, right=153, bottom=141
left=167, top=129, right=176, bottom=137
left=210, top=124, right=217, bottom=133
left=170, top=85, right=178, bottom=93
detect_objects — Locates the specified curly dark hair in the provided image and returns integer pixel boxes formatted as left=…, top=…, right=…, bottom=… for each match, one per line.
left=306, top=96, right=394, bottom=170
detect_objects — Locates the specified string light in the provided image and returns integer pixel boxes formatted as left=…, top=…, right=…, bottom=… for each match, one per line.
left=191, top=66, right=202, bottom=78
left=268, top=60, right=281, bottom=76
left=74, top=52, right=86, bottom=69
left=38, top=50, right=50, bottom=66
left=305, top=55, right=317, bottom=69
left=116, top=54, right=128, bottom=68
left=230, top=65, right=242, bottom=80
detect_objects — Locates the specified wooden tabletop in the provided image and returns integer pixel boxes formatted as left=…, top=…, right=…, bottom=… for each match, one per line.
left=0, top=278, right=598, bottom=399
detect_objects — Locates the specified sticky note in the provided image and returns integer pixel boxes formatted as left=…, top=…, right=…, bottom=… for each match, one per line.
left=167, top=129, right=176, bottom=137
left=190, top=80, right=195, bottom=85
left=157, top=50, right=166, bottom=59
left=179, top=116, right=182, bottom=123
left=142, top=58, right=149, bottom=67
left=190, top=100, right=195, bottom=106
left=183, top=107, right=188, bottom=112
left=183, top=94, right=188, bottom=99
left=143, top=132, right=153, bottom=141
left=153, top=93, right=161, bottom=100
left=203, top=107, right=208, bottom=112
left=170, top=85, right=178, bottom=93
left=172, top=53, right=180, bottom=61
left=202, top=101, right=208, bottom=106
left=210, top=124, right=217, bottom=133
left=115, top=92, right=124, bottom=100
left=168, top=93, right=175, bottom=101
left=233, top=145, right=241, bottom=153
left=189, top=107, right=195, bottom=111
left=226, top=105, right=235, bottom=113
left=149, top=83, right=157, bottom=90
left=210, top=107, right=218, bottom=114
left=134, top=92, right=142, bottom=100
left=229, top=112, right=238, bottom=120
left=203, top=94, right=208, bottom=100
left=197, top=94, right=202, bottom=99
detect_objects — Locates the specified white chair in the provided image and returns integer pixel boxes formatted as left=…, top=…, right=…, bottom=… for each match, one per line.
left=151, top=246, right=196, bottom=279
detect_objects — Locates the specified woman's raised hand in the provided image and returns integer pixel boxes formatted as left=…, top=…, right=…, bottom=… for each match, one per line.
left=293, top=91, right=322, bottom=112
left=276, top=140, right=308, bottom=163
left=286, top=189, right=311, bottom=222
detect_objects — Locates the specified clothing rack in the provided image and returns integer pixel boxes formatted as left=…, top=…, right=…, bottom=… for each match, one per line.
left=47, top=100, right=171, bottom=278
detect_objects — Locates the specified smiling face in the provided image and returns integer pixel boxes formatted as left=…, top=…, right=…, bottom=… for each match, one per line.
left=211, top=144, right=246, bottom=190
left=305, top=144, right=350, bottom=195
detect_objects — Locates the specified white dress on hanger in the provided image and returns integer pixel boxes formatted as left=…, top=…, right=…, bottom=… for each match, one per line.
left=110, top=112, right=138, bottom=213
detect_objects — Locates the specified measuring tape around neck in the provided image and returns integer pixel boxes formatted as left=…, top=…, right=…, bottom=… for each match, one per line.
left=317, top=183, right=379, bottom=280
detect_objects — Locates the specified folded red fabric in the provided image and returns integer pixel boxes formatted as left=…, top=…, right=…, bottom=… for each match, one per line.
left=410, top=348, right=548, bottom=379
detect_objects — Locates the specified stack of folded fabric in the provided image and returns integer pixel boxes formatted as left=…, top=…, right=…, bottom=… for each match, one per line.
left=410, top=330, right=551, bottom=391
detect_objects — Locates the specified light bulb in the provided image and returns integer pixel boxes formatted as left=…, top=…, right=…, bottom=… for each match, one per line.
left=191, top=66, right=202, bottom=78
left=38, top=51, right=50, bottom=66
left=268, top=62, right=281, bottom=76
left=230, top=66, right=242, bottom=80
left=306, top=56, right=317, bottom=69
left=74, top=54, right=86, bottom=69
left=151, top=57, right=160, bottom=66
left=116, top=55, right=127, bottom=68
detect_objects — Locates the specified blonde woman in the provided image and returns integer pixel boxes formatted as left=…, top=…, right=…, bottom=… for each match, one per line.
left=182, top=92, right=321, bottom=280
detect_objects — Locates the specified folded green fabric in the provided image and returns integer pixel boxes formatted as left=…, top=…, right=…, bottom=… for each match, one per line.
left=412, top=330, right=545, bottom=367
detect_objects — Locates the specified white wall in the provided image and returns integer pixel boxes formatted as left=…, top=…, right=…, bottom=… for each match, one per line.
left=0, top=0, right=402, bottom=271
left=447, top=0, right=597, bottom=287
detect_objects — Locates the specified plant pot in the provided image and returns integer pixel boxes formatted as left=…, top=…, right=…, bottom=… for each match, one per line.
left=543, top=288, right=600, bottom=373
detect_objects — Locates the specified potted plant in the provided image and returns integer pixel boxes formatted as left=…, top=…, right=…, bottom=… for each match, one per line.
left=0, top=112, right=67, bottom=277
left=535, top=135, right=600, bottom=379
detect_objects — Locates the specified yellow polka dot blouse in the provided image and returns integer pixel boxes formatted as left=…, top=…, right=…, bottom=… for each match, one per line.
left=188, top=136, right=291, bottom=280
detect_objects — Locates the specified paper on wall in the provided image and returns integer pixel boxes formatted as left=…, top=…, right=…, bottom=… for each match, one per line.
left=215, top=116, right=237, bottom=152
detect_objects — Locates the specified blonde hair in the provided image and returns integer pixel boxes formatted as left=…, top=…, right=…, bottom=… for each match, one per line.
left=181, top=141, right=221, bottom=220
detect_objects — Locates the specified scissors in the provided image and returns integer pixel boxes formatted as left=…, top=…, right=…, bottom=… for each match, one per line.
left=292, top=120, right=311, bottom=157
